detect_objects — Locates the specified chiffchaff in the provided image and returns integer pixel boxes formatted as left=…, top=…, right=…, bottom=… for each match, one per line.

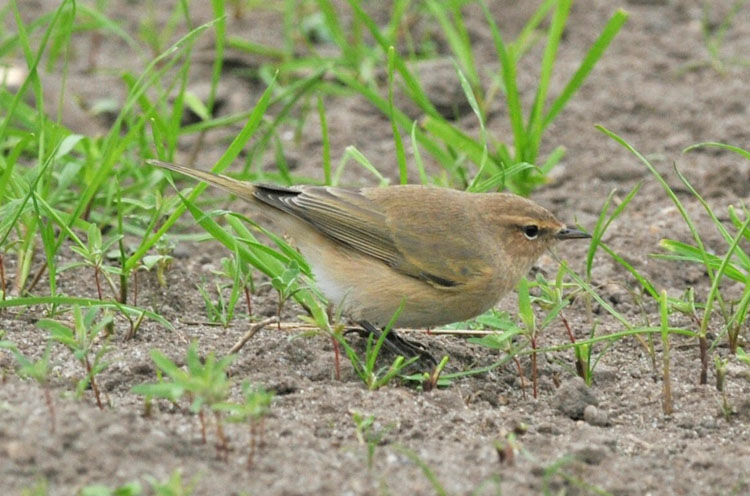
left=149, top=160, right=589, bottom=356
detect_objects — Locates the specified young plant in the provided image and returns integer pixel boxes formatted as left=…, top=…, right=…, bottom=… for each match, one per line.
left=332, top=0, right=627, bottom=194
left=600, top=128, right=750, bottom=384
left=146, top=469, right=198, bottom=496
left=217, top=253, right=255, bottom=317
left=132, top=342, right=235, bottom=459
left=529, top=267, right=589, bottom=380
left=79, top=481, right=143, bottom=496
left=269, top=259, right=303, bottom=330
left=139, top=236, right=175, bottom=290
left=351, top=411, right=388, bottom=471
left=196, top=278, right=236, bottom=328
left=659, top=290, right=673, bottom=415
left=334, top=304, right=419, bottom=390
left=39, top=306, right=112, bottom=409
left=419, top=355, right=450, bottom=392
left=699, top=0, right=749, bottom=74
left=516, top=277, right=542, bottom=397
left=65, top=223, right=122, bottom=301
left=461, top=310, right=527, bottom=395
left=215, top=381, right=274, bottom=468
left=0, top=339, right=56, bottom=432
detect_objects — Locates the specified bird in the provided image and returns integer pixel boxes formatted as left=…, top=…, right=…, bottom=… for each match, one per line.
left=148, top=159, right=590, bottom=360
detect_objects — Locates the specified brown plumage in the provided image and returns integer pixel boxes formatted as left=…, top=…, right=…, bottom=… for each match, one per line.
left=148, top=160, right=589, bottom=331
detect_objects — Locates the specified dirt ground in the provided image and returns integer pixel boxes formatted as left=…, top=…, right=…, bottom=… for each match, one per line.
left=2, top=0, right=750, bottom=494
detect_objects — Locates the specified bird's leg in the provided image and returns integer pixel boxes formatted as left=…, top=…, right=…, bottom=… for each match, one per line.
left=351, top=321, right=437, bottom=365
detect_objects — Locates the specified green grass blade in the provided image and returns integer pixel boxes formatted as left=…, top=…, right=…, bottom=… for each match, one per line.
left=126, top=75, right=276, bottom=273
left=543, top=9, right=628, bottom=129
left=586, top=182, right=642, bottom=279
left=526, top=0, right=571, bottom=163
left=481, top=1, right=524, bottom=162
left=387, top=46, right=408, bottom=184
left=683, top=142, right=750, bottom=160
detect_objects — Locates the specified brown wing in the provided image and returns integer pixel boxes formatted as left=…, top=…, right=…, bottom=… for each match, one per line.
left=254, top=184, right=491, bottom=288
left=252, top=184, right=403, bottom=269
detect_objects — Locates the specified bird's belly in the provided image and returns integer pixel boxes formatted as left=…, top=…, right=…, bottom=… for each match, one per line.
left=306, top=248, right=503, bottom=328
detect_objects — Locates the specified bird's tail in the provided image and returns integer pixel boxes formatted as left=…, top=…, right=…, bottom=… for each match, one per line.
left=147, top=159, right=256, bottom=201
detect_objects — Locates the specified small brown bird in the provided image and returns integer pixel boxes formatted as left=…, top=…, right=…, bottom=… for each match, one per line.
left=149, top=159, right=589, bottom=358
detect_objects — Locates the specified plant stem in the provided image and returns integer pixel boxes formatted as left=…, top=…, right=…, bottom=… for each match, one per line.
left=94, top=267, right=103, bottom=300
left=199, top=410, right=207, bottom=444
left=214, top=411, right=229, bottom=461
left=0, top=253, right=5, bottom=301
left=531, top=336, right=538, bottom=399
left=699, top=336, right=708, bottom=385
left=44, top=386, right=56, bottom=433
left=84, top=356, right=104, bottom=410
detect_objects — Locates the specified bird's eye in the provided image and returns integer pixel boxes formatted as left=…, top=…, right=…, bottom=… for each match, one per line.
left=523, top=225, right=540, bottom=240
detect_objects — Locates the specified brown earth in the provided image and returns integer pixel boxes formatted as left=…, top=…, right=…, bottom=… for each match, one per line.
left=2, top=1, right=750, bottom=495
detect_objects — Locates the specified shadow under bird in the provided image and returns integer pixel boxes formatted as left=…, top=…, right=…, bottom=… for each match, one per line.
left=148, top=159, right=590, bottom=361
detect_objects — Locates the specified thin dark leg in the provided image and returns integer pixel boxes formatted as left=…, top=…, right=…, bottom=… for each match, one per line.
left=353, top=321, right=437, bottom=365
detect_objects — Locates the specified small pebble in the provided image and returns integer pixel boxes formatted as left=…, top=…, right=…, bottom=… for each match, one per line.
left=552, top=377, right=599, bottom=420
left=583, top=405, right=609, bottom=427
left=5, top=440, right=35, bottom=463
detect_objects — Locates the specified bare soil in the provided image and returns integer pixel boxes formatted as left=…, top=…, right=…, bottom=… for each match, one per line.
left=2, top=1, right=750, bottom=495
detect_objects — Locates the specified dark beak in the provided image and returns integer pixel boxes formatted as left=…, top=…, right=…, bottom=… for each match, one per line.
left=556, top=227, right=591, bottom=240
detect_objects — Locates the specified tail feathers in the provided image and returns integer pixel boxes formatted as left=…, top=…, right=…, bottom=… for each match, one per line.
left=147, top=159, right=256, bottom=201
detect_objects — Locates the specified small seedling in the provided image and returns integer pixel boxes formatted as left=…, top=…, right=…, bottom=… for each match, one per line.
left=393, top=445, right=447, bottom=496
left=700, top=0, right=748, bottom=74
left=39, top=306, right=112, bottom=409
left=216, top=254, right=255, bottom=317
left=79, top=481, right=143, bottom=496
left=494, top=432, right=520, bottom=466
left=67, top=223, right=123, bottom=301
left=351, top=411, right=389, bottom=471
left=334, top=304, right=419, bottom=390
left=197, top=278, right=236, bottom=328
left=601, top=129, right=750, bottom=387
left=269, top=260, right=303, bottom=330
left=198, top=252, right=256, bottom=327
left=464, top=310, right=526, bottom=396
left=147, top=469, right=198, bottom=496
left=656, top=290, right=673, bottom=415
left=215, top=381, right=274, bottom=468
left=20, top=478, right=49, bottom=496
left=132, top=342, right=235, bottom=459
left=140, top=237, right=175, bottom=290
left=0, top=339, right=56, bottom=432
left=420, top=355, right=450, bottom=392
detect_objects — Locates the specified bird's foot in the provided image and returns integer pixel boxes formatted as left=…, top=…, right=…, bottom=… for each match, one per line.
left=351, top=321, right=437, bottom=365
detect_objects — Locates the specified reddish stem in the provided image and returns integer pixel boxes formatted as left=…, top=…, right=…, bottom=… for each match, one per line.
left=44, top=386, right=56, bottom=434
left=94, top=267, right=103, bottom=300
left=84, top=356, right=104, bottom=410
left=560, top=312, right=576, bottom=343
left=332, top=336, right=341, bottom=381
left=214, top=411, right=229, bottom=462
left=531, top=336, right=538, bottom=399
left=199, top=410, right=207, bottom=444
